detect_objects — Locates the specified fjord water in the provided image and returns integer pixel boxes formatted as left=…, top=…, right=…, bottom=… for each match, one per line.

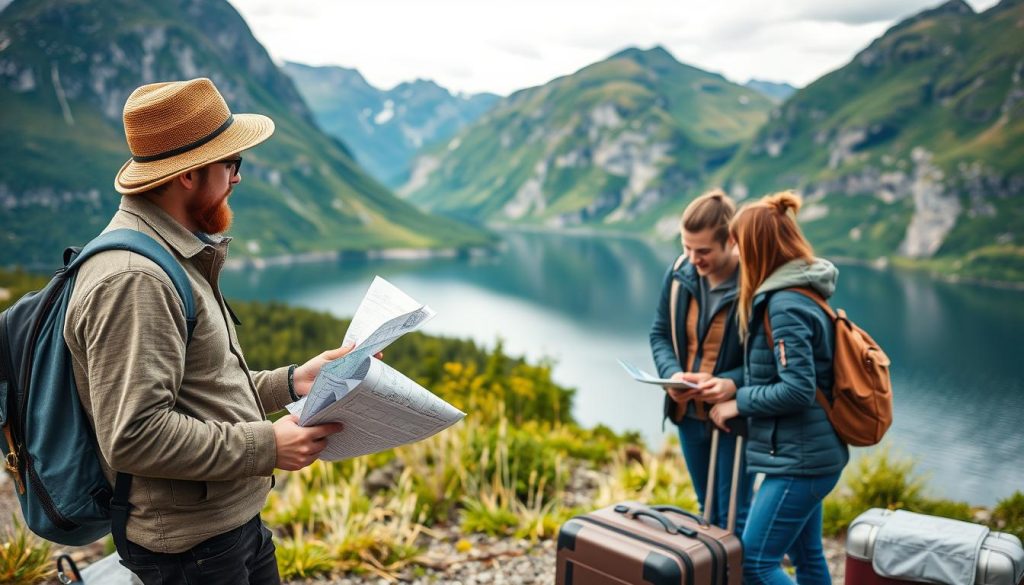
left=219, top=231, right=1024, bottom=506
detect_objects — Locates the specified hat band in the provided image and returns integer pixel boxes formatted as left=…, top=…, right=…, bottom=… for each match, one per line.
left=131, top=115, right=235, bottom=163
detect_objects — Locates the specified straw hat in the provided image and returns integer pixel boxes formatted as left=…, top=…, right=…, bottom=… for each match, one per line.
left=114, top=78, right=275, bottom=194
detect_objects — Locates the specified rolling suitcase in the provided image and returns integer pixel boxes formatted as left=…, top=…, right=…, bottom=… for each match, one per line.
left=556, top=427, right=744, bottom=584
left=846, top=508, right=1024, bottom=585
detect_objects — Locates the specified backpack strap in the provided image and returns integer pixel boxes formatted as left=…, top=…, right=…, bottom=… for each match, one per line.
left=66, top=229, right=196, bottom=558
left=761, top=287, right=834, bottom=345
left=67, top=229, right=196, bottom=343
left=109, top=471, right=133, bottom=560
left=668, top=254, right=687, bottom=364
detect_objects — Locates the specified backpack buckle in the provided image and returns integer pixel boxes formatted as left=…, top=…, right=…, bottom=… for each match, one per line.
left=4, top=450, right=24, bottom=495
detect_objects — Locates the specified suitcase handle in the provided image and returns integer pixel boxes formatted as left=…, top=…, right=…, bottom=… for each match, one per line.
left=56, top=554, right=82, bottom=584
left=613, top=505, right=699, bottom=538
left=649, top=505, right=710, bottom=528
left=703, top=429, right=744, bottom=533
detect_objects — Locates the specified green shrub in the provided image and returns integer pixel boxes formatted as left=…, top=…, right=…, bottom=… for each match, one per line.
left=845, top=449, right=923, bottom=510
left=275, top=532, right=335, bottom=580
left=822, top=496, right=860, bottom=537
left=911, top=498, right=973, bottom=522
left=0, top=518, right=54, bottom=584
left=461, top=496, right=520, bottom=536
left=991, top=491, right=1024, bottom=541
left=823, top=449, right=975, bottom=536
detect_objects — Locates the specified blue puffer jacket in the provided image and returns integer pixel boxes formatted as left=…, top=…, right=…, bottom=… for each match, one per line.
left=736, top=259, right=849, bottom=476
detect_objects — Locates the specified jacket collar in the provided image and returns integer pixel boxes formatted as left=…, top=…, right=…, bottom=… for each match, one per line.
left=672, top=257, right=700, bottom=295
left=116, top=195, right=230, bottom=259
left=674, top=258, right=741, bottom=303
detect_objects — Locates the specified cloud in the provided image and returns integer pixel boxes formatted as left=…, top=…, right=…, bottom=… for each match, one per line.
left=490, top=40, right=544, bottom=61
left=227, top=0, right=1001, bottom=96
left=788, top=0, right=960, bottom=24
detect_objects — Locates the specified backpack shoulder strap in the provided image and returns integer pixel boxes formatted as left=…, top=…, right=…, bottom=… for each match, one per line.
left=669, top=254, right=687, bottom=361
left=68, top=229, right=196, bottom=343
left=761, top=287, right=835, bottom=346
left=783, top=287, right=836, bottom=321
left=66, top=230, right=195, bottom=553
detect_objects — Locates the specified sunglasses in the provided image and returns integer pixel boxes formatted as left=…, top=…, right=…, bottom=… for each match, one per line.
left=214, top=156, right=243, bottom=177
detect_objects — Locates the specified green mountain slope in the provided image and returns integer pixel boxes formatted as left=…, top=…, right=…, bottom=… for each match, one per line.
left=0, top=0, right=489, bottom=268
left=401, top=46, right=774, bottom=230
left=744, top=79, right=797, bottom=103
left=283, top=62, right=499, bottom=188
left=719, top=0, right=1024, bottom=281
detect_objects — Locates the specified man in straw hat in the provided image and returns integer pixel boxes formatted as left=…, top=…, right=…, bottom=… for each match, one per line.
left=63, top=78, right=350, bottom=583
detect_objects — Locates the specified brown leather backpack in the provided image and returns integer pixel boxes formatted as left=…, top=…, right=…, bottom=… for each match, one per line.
left=763, top=288, right=893, bottom=446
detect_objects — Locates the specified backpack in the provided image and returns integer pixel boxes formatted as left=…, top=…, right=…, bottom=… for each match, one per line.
left=763, top=287, right=893, bottom=447
left=0, top=229, right=195, bottom=545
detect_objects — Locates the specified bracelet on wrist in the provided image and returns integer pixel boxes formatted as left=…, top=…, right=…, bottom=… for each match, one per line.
left=287, top=364, right=299, bottom=402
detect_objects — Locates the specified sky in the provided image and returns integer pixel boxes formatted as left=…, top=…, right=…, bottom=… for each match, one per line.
left=230, top=0, right=1001, bottom=97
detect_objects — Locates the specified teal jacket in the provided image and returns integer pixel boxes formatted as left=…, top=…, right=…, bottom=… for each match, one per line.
left=736, top=259, right=849, bottom=476
left=649, top=257, right=744, bottom=423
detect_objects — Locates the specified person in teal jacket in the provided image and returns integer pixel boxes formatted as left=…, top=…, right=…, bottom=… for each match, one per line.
left=710, top=190, right=849, bottom=585
left=649, top=190, right=753, bottom=535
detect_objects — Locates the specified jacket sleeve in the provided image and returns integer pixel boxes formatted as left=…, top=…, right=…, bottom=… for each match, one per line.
left=250, top=367, right=293, bottom=414
left=68, top=271, right=277, bottom=480
left=717, top=364, right=744, bottom=389
left=649, top=265, right=682, bottom=379
left=736, top=294, right=820, bottom=417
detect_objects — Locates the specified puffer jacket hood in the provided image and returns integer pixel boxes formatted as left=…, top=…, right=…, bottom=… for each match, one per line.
left=755, top=258, right=838, bottom=300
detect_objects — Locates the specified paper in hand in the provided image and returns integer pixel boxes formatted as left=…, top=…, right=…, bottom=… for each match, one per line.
left=617, top=359, right=700, bottom=389
left=290, top=276, right=464, bottom=461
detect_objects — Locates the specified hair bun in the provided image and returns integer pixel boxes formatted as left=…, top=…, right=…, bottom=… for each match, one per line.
left=766, top=190, right=802, bottom=215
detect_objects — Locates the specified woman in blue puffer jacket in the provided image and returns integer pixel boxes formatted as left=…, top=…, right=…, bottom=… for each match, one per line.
left=709, top=191, right=849, bottom=584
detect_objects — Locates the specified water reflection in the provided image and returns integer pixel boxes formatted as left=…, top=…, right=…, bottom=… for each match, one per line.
left=220, top=232, right=1024, bottom=505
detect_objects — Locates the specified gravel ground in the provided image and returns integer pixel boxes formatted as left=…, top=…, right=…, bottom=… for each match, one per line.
left=2, top=466, right=848, bottom=584
left=291, top=529, right=847, bottom=585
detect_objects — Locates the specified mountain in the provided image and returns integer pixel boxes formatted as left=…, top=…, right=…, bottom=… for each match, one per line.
left=0, top=0, right=489, bottom=268
left=401, top=46, right=775, bottom=231
left=744, top=79, right=798, bottom=102
left=719, top=0, right=1024, bottom=282
left=283, top=62, right=499, bottom=187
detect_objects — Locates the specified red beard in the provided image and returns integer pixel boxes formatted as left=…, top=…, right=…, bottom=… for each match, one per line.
left=188, top=189, right=233, bottom=234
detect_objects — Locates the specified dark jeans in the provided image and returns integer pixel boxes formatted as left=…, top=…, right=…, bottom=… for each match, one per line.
left=741, top=471, right=842, bottom=584
left=677, top=416, right=754, bottom=537
left=118, top=515, right=280, bottom=585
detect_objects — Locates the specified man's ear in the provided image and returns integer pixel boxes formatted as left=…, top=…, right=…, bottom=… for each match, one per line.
left=177, top=169, right=199, bottom=191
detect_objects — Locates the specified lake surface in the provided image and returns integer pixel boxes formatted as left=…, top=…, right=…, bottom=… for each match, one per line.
left=220, top=230, right=1024, bottom=506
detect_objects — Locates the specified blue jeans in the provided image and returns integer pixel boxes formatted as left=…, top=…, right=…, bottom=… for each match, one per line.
left=118, top=515, right=280, bottom=585
left=677, top=416, right=753, bottom=537
left=742, top=471, right=842, bottom=584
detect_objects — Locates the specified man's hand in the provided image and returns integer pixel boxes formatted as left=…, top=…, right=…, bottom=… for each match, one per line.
left=709, top=400, right=739, bottom=432
left=272, top=415, right=343, bottom=471
left=292, top=343, right=386, bottom=397
left=698, top=377, right=737, bottom=404
left=293, top=342, right=355, bottom=397
left=664, top=372, right=710, bottom=403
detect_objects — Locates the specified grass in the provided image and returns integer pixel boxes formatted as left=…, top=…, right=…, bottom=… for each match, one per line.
left=822, top=448, right=977, bottom=537
left=0, top=518, right=54, bottom=584
left=991, top=491, right=1024, bottom=541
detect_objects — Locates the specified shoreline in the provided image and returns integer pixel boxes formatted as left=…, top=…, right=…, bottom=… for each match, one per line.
left=5, top=227, right=1022, bottom=290
left=492, top=224, right=1024, bottom=291
left=221, top=244, right=494, bottom=270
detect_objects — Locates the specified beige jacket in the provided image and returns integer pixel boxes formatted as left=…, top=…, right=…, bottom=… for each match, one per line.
left=64, top=196, right=292, bottom=553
